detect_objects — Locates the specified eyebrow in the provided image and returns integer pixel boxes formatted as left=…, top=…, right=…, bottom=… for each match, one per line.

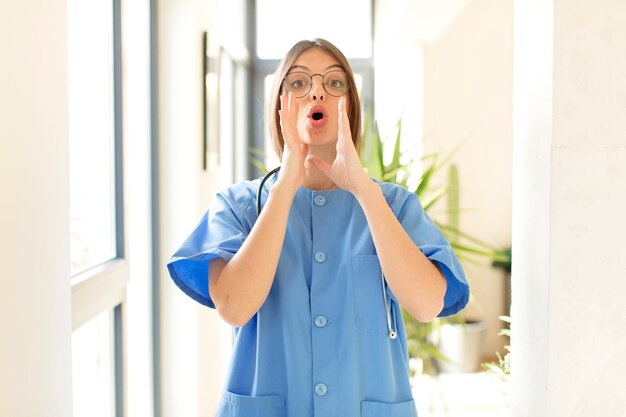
left=289, top=64, right=343, bottom=72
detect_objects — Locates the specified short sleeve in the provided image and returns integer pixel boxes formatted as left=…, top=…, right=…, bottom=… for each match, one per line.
left=386, top=186, right=470, bottom=317
left=167, top=190, right=254, bottom=308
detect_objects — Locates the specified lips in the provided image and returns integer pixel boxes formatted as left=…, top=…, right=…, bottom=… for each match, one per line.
left=307, top=105, right=328, bottom=128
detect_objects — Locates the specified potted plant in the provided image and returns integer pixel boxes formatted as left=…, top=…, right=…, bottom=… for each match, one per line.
left=359, top=114, right=511, bottom=376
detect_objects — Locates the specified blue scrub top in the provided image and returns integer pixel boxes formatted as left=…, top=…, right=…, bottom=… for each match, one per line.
left=167, top=176, right=469, bottom=417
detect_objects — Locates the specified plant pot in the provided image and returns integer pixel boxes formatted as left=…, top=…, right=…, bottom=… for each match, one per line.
left=437, top=320, right=487, bottom=373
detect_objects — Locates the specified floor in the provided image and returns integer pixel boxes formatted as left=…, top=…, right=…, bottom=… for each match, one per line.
left=412, top=372, right=511, bottom=417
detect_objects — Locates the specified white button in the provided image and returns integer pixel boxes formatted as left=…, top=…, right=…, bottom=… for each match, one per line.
left=315, top=383, right=328, bottom=396
left=314, top=195, right=327, bottom=206
left=314, top=251, right=327, bottom=263
left=314, top=315, right=327, bottom=328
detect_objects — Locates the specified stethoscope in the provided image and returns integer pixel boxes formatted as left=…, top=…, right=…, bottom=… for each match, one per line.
left=256, top=168, right=398, bottom=340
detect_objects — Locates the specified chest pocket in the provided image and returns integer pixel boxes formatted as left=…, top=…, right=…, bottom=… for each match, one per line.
left=361, top=399, right=418, bottom=417
left=216, top=391, right=285, bottom=417
left=352, top=255, right=391, bottom=334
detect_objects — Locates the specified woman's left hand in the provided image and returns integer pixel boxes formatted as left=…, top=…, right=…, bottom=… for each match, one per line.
left=307, top=97, right=372, bottom=196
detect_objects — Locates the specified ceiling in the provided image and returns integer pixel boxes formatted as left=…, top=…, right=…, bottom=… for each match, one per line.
left=377, top=0, right=473, bottom=43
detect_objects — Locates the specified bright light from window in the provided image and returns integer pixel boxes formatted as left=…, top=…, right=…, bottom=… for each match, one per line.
left=72, top=309, right=115, bottom=417
left=68, top=0, right=117, bottom=276
left=256, top=0, right=372, bottom=59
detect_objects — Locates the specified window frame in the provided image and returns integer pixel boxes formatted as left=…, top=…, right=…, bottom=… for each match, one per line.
left=69, top=0, right=127, bottom=416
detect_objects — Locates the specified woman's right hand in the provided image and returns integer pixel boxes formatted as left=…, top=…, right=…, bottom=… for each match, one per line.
left=210, top=93, right=306, bottom=327
left=277, top=92, right=307, bottom=193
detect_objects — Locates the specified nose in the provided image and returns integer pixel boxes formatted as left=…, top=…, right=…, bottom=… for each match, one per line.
left=309, top=74, right=326, bottom=101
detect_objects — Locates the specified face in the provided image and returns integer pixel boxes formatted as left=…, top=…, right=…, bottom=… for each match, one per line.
left=284, top=48, right=349, bottom=149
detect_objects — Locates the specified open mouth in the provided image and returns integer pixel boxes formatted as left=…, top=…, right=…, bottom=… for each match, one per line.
left=307, top=105, right=327, bottom=120
left=307, top=105, right=327, bottom=128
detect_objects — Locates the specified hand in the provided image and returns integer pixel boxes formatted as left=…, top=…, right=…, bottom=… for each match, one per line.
left=277, top=93, right=308, bottom=193
left=307, top=97, right=372, bottom=196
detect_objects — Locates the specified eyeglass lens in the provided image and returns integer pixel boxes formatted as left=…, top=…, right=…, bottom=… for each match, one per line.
left=283, top=71, right=349, bottom=98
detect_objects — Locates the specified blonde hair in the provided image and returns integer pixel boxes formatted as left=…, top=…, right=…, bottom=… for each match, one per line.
left=267, top=38, right=362, bottom=159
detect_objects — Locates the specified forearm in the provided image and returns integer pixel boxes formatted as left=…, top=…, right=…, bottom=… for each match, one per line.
left=210, top=182, right=296, bottom=326
left=355, top=181, right=447, bottom=322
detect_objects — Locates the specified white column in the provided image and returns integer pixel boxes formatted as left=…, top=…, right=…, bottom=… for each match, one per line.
left=512, top=1, right=626, bottom=416
left=0, top=2, right=73, bottom=417
left=157, top=0, right=225, bottom=415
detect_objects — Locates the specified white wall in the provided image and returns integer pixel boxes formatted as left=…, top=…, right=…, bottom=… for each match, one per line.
left=512, top=0, right=626, bottom=416
left=421, top=0, right=513, bottom=359
left=0, top=1, right=73, bottom=416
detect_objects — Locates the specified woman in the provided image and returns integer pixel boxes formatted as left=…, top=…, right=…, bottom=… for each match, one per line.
left=168, top=38, right=469, bottom=417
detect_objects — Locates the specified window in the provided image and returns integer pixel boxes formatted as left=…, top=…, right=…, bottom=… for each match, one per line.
left=68, top=0, right=117, bottom=277
left=255, top=0, right=372, bottom=59
left=72, top=309, right=117, bottom=417
left=68, top=0, right=127, bottom=416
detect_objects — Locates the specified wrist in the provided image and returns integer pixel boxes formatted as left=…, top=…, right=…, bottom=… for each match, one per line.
left=353, top=178, right=380, bottom=202
left=272, top=178, right=300, bottom=199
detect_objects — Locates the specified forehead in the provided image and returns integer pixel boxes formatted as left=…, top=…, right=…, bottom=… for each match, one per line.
left=291, top=48, right=341, bottom=72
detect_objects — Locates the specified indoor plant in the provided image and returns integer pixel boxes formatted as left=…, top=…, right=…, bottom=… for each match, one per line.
left=359, top=114, right=511, bottom=375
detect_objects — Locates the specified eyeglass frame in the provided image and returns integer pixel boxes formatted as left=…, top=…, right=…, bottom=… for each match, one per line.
left=282, top=70, right=350, bottom=99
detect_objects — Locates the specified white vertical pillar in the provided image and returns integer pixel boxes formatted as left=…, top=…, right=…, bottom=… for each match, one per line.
left=157, top=0, right=225, bottom=415
left=511, top=0, right=553, bottom=415
left=0, top=2, right=73, bottom=417
left=512, top=1, right=626, bottom=416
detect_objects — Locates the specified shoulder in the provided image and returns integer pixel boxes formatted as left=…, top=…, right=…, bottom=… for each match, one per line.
left=372, top=179, right=421, bottom=212
left=217, top=179, right=259, bottom=203
left=212, top=179, right=261, bottom=219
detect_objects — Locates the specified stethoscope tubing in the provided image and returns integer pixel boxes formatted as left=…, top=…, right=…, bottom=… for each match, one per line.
left=256, top=166, right=281, bottom=217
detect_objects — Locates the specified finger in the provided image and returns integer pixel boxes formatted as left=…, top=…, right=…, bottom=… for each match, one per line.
left=288, top=92, right=299, bottom=118
left=280, top=93, right=297, bottom=147
left=279, top=94, right=286, bottom=127
left=337, top=96, right=351, bottom=146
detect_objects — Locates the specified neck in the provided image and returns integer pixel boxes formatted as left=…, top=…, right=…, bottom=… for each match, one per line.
left=303, top=170, right=337, bottom=190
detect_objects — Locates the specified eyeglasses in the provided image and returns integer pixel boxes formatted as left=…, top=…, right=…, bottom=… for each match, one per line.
left=283, top=70, right=349, bottom=98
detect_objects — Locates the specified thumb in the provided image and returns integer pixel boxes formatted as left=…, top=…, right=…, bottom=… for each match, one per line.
left=306, top=154, right=333, bottom=177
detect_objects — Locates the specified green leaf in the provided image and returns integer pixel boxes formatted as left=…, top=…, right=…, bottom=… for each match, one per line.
left=387, top=119, right=403, bottom=183
left=437, top=223, right=505, bottom=253
left=249, top=158, right=269, bottom=175
left=361, top=114, right=385, bottom=181
left=248, top=147, right=267, bottom=157
left=415, top=159, right=438, bottom=197
left=421, top=187, right=448, bottom=212
left=447, top=164, right=460, bottom=245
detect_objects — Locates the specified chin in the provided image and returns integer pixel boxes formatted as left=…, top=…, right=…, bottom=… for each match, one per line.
left=301, top=133, right=336, bottom=149
left=299, top=125, right=338, bottom=146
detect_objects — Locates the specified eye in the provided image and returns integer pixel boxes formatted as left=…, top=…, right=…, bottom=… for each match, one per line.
left=327, top=79, right=346, bottom=89
left=284, top=73, right=311, bottom=92
left=325, top=71, right=348, bottom=92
